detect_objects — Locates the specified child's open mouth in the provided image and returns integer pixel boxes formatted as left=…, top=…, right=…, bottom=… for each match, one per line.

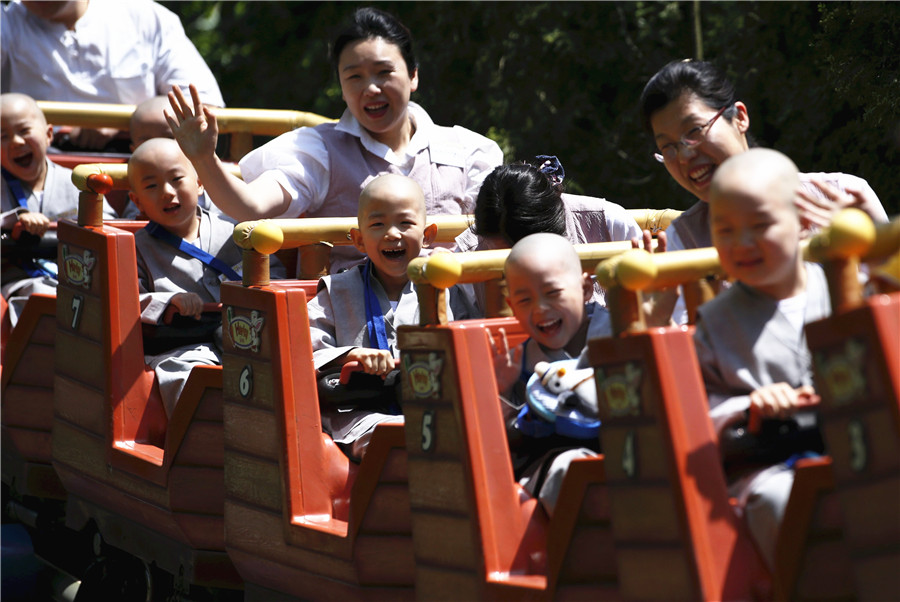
left=163, top=204, right=181, bottom=214
left=13, top=151, right=34, bottom=169
left=536, top=318, right=562, bottom=335
left=381, top=248, right=406, bottom=260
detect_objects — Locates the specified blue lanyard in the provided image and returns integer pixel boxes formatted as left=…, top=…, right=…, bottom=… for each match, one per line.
left=2, top=167, right=31, bottom=209
left=362, top=260, right=390, bottom=351
left=2, top=168, right=55, bottom=278
left=144, top=220, right=241, bottom=281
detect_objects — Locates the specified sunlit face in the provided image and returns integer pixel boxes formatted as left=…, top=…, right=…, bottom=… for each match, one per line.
left=651, top=91, right=750, bottom=203
left=351, top=180, right=435, bottom=296
left=505, top=253, right=592, bottom=352
left=128, top=142, right=202, bottom=239
left=0, top=99, right=53, bottom=188
left=710, top=184, right=804, bottom=299
left=338, top=37, right=419, bottom=145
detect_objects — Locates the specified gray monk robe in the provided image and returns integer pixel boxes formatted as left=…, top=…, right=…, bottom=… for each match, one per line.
left=136, top=207, right=284, bottom=417
left=307, top=263, right=475, bottom=455
left=693, top=262, right=831, bottom=569
left=1, top=160, right=117, bottom=324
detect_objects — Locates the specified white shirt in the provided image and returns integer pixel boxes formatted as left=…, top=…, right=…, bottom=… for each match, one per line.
left=1, top=0, right=224, bottom=106
left=239, top=102, right=503, bottom=218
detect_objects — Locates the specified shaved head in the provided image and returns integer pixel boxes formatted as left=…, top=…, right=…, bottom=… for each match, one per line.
left=0, top=93, right=48, bottom=128
left=506, top=232, right=582, bottom=277
left=710, top=147, right=800, bottom=214
left=127, top=137, right=197, bottom=188
left=130, top=96, right=175, bottom=149
left=358, top=173, right=426, bottom=220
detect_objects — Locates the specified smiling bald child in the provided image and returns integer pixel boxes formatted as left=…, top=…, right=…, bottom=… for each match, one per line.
left=693, top=147, right=831, bottom=569
left=307, top=173, right=475, bottom=460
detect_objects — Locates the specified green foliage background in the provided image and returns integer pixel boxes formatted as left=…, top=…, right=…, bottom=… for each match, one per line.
left=162, top=1, right=899, bottom=215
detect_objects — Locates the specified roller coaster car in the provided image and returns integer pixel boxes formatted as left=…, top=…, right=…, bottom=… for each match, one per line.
left=806, top=291, right=900, bottom=600
left=220, top=280, right=415, bottom=601
left=398, top=318, right=617, bottom=601
left=587, top=325, right=775, bottom=600
left=51, top=219, right=240, bottom=592
left=2, top=223, right=67, bottom=516
left=2, top=293, right=64, bottom=502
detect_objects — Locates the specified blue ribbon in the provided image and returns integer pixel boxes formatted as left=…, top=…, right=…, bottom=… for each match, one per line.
left=2, top=167, right=55, bottom=278
left=144, top=220, right=241, bottom=281
left=2, top=167, right=31, bottom=209
left=534, top=155, right=565, bottom=185
left=362, top=259, right=390, bottom=351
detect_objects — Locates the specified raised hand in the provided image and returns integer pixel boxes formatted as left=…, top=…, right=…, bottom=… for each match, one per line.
left=164, top=84, right=218, bottom=162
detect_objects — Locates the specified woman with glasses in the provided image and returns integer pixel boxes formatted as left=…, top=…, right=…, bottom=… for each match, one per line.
left=637, top=59, right=888, bottom=323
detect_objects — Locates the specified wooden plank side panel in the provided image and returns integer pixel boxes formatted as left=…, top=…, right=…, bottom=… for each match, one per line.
left=225, top=501, right=356, bottom=585
left=2, top=385, right=54, bottom=429
left=821, top=405, right=900, bottom=484
left=222, top=358, right=278, bottom=413
left=408, top=512, right=480, bottom=570
left=608, top=483, right=685, bottom=542
left=7, top=342, right=55, bottom=388
left=224, top=450, right=282, bottom=513
left=415, top=565, right=482, bottom=602
left=793, top=538, right=855, bottom=601
left=52, top=418, right=109, bottom=485
left=555, top=526, right=617, bottom=583
left=353, top=534, right=415, bottom=585
left=54, top=375, right=105, bottom=434
left=836, top=476, right=900, bottom=547
left=3, top=427, right=52, bottom=463
left=406, top=457, right=470, bottom=514
left=615, top=547, right=696, bottom=600
left=357, top=483, right=411, bottom=535
left=223, top=401, right=280, bottom=460
left=173, top=421, right=224, bottom=467
left=171, top=512, right=227, bottom=552
left=54, top=329, right=104, bottom=389
left=168, top=465, right=225, bottom=515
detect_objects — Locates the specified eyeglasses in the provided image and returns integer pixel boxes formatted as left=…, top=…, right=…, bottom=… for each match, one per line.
left=653, top=105, right=729, bottom=163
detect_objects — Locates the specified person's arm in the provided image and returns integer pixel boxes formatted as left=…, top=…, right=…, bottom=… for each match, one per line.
left=165, top=84, right=291, bottom=220
left=796, top=174, right=889, bottom=233
left=151, top=2, right=224, bottom=107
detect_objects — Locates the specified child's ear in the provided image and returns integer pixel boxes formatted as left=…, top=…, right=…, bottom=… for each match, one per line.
left=422, top=223, right=438, bottom=247
left=349, top=227, right=366, bottom=253
left=128, top=191, right=143, bottom=213
left=582, top=272, right=593, bottom=302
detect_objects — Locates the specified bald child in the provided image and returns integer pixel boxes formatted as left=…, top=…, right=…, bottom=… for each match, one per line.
left=693, top=148, right=831, bottom=569
left=1, top=93, right=116, bottom=324
left=129, top=138, right=282, bottom=416
left=492, top=233, right=611, bottom=516
left=308, top=173, right=475, bottom=460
